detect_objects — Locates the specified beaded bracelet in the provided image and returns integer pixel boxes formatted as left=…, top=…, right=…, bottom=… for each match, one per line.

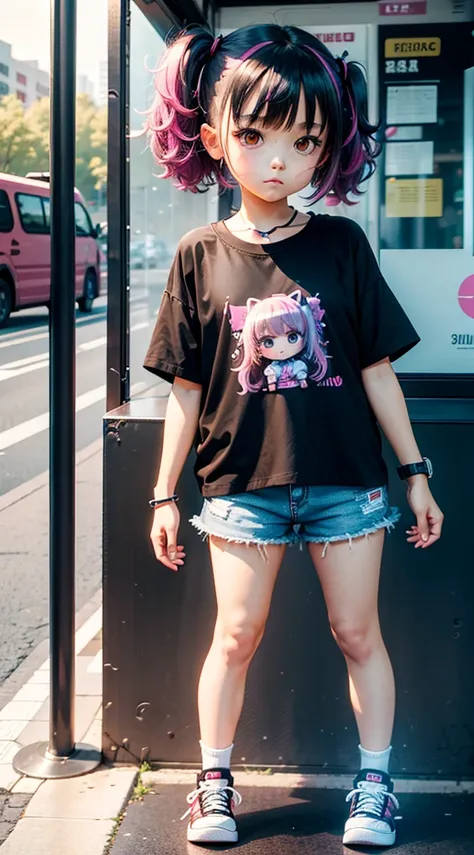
left=148, top=494, right=179, bottom=509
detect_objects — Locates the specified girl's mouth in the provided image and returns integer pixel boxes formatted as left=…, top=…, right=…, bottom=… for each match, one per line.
left=264, top=179, right=284, bottom=184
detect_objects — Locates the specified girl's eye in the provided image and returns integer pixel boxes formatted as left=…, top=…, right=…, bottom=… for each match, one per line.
left=262, top=337, right=274, bottom=349
left=295, top=136, right=321, bottom=154
left=287, top=332, right=299, bottom=344
left=235, top=129, right=262, bottom=147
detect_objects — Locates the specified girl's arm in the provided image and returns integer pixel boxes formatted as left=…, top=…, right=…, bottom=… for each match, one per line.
left=154, top=376, right=202, bottom=496
left=150, top=377, right=202, bottom=570
left=362, top=357, right=444, bottom=548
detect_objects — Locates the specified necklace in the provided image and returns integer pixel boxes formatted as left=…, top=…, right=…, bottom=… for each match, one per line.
left=240, top=206, right=299, bottom=242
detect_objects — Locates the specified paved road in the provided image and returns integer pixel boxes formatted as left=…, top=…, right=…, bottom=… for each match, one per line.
left=0, top=270, right=166, bottom=495
left=0, top=269, right=167, bottom=685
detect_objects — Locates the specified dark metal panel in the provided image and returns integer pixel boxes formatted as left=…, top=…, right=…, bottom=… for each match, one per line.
left=133, top=0, right=181, bottom=33
left=406, top=398, right=474, bottom=422
left=153, top=0, right=209, bottom=27
left=107, top=0, right=131, bottom=411
left=103, top=401, right=474, bottom=777
left=400, top=376, right=474, bottom=400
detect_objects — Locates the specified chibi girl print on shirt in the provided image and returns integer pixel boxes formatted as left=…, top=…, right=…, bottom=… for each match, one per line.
left=225, top=290, right=342, bottom=395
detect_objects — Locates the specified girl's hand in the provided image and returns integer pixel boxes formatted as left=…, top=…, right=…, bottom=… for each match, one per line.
left=150, top=502, right=186, bottom=571
left=405, top=478, right=444, bottom=549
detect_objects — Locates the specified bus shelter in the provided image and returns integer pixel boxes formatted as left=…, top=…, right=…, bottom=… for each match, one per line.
left=101, top=0, right=474, bottom=782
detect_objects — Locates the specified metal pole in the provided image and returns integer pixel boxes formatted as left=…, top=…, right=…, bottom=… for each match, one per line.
left=107, top=0, right=130, bottom=412
left=13, top=0, right=100, bottom=779
left=48, top=0, right=77, bottom=758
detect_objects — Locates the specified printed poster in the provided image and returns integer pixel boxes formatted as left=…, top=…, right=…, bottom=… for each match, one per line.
left=386, top=84, right=438, bottom=123
left=385, top=178, right=443, bottom=217
left=385, top=141, right=434, bottom=175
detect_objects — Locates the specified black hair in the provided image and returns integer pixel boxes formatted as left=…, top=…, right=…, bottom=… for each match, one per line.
left=145, top=22, right=380, bottom=203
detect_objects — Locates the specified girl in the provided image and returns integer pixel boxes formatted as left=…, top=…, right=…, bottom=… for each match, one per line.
left=143, top=22, right=443, bottom=848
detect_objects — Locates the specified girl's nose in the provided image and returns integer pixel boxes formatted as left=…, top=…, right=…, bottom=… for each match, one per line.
left=270, top=154, right=285, bottom=171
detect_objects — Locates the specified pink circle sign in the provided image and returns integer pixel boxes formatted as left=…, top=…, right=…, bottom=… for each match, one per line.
left=458, top=275, right=474, bottom=320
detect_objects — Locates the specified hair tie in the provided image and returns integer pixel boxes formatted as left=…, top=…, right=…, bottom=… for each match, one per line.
left=193, top=34, right=223, bottom=106
left=337, top=51, right=349, bottom=81
left=210, top=34, right=223, bottom=58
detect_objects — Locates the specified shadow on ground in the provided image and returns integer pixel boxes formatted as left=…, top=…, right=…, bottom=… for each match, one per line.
left=108, top=784, right=474, bottom=854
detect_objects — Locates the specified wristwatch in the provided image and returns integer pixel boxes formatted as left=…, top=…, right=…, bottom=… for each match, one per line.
left=397, top=457, right=433, bottom=481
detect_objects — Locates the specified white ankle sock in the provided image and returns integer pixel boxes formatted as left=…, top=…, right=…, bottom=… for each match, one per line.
left=359, top=744, right=392, bottom=774
left=200, top=740, right=234, bottom=771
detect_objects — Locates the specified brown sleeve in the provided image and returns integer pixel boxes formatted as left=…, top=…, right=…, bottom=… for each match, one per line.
left=143, top=247, right=201, bottom=385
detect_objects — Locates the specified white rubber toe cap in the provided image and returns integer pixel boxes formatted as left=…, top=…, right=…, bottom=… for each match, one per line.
left=343, top=817, right=396, bottom=847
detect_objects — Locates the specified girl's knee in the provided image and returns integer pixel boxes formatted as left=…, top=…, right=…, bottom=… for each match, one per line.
left=214, top=619, right=264, bottom=666
left=330, top=620, right=381, bottom=664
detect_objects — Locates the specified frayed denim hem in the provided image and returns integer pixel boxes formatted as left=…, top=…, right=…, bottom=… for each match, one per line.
left=189, top=515, right=297, bottom=560
left=189, top=508, right=401, bottom=561
left=304, top=510, right=402, bottom=558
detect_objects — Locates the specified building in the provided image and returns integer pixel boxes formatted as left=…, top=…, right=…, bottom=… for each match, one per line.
left=0, top=40, right=96, bottom=107
left=0, top=41, right=50, bottom=106
left=77, top=73, right=95, bottom=101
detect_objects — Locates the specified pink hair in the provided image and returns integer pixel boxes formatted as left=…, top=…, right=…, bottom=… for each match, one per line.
left=144, top=36, right=233, bottom=193
left=235, top=294, right=327, bottom=394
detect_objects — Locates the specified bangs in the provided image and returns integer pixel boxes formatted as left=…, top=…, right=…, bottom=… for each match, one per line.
left=254, top=309, right=306, bottom=341
left=227, top=50, right=339, bottom=136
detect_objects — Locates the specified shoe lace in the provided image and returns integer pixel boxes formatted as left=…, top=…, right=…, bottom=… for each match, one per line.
left=345, top=784, right=399, bottom=818
left=181, top=781, right=243, bottom=821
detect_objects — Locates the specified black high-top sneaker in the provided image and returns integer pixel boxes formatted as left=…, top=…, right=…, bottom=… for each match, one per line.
left=343, top=769, right=399, bottom=847
left=181, top=767, right=242, bottom=844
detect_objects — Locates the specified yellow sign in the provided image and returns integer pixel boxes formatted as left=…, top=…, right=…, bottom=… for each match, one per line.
left=385, top=37, right=441, bottom=58
left=386, top=178, right=443, bottom=218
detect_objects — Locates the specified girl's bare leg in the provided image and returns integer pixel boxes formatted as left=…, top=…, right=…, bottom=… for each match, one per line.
left=308, top=530, right=395, bottom=751
left=198, top=537, right=285, bottom=748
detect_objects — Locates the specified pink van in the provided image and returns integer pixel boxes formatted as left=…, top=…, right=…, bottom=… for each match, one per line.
left=0, top=172, right=101, bottom=327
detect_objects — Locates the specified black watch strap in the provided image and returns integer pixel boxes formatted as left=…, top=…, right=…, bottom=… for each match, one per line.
left=397, top=457, right=433, bottom=481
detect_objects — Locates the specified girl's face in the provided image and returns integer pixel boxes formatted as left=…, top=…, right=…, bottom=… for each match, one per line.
left=259, top=329, right=304, bottom=360
left=223, top=80, right=326, bottom=202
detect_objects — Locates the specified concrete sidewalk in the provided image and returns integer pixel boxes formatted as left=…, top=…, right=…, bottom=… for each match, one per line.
left=0, top=443, right=137, bottom=853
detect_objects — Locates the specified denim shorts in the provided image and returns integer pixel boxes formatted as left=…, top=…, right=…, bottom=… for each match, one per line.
left=190, top=484, right=401, bottom=557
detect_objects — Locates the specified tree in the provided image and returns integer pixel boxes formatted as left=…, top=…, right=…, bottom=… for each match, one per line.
left=0, top=93, right=107, bottom=203
left=75, top=94, right=107, bottom=201
left=23, top=97, right=50, bottom=173
left=89, top=104, right=107, bottom=192
left=0, top=95, right=45, bottom=173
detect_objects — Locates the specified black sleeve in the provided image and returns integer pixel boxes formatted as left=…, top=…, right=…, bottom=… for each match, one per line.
left=143, top=246, right=202, bottom=385
left=352, top=223, right=421, bottom=369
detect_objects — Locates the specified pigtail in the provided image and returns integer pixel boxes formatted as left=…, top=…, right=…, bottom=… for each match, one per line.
left=145, top=25, right=233, bottom=193
left=331, top=57, right=381, bottom=204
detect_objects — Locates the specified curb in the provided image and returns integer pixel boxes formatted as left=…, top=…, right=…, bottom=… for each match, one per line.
left=0, top=767, right=139, bottom=855
left=142, top=769, right=474, bottom=795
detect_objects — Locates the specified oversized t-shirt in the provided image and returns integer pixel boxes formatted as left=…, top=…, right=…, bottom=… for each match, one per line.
left=144, top=212, right=420, bottom=497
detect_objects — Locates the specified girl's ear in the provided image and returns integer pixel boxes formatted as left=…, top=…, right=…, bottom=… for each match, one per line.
left=289, top=289, right=302, bottom=303
left=246, top=297, right=260, bottom=311
left=200, top=123, right=224, bottom=160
